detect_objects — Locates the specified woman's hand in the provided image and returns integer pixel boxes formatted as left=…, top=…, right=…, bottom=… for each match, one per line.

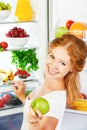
left=27, top=106, right=43, bottom=124
left=12, top=80, right=26, bottom=103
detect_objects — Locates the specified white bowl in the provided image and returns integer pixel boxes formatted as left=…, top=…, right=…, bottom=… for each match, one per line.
left=8, top=37, right=29, bottom=48
left=0, top=10, right=11, bottom=21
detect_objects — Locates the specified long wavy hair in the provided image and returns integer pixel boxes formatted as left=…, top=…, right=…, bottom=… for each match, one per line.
left=49, top=34, right=87, bottom=106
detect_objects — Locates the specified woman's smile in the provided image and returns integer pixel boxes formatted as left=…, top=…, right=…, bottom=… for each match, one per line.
left=48, top=66, right=59, bottom=75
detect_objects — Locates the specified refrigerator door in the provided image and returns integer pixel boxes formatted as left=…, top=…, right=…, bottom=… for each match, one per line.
left=48, top=1, right=87, bottom=130
left=48, top=0, right=87, bottom=41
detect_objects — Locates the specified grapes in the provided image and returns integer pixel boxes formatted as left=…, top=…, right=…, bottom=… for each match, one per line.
left=6, top=27, right=30, bottom=38
left=0, top=2, right=11, bottom=10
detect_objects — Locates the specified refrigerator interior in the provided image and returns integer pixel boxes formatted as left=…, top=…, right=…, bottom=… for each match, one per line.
left=0, top=0, right=49, bottom=128
left=0, top=0, right=49, bottom=83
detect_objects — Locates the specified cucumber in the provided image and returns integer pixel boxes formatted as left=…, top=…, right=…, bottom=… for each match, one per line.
left=25, top=90, right=32, bottom=97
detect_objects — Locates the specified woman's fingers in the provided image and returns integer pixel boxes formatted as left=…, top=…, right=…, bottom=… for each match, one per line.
left=35, top=108, right=42, bottom=118
left=27, top=106, right=43, bottom=123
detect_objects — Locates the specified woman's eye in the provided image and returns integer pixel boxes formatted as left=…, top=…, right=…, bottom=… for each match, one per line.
left=49, top=54, right=54, bottom=59
left=61, top=62, right=66, bottom=66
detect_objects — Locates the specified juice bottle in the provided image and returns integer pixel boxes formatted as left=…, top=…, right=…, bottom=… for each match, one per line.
left=15, top=0, right=34, bottom=21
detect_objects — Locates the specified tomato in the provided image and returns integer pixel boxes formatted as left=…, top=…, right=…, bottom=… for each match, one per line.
left=66, top=20, right=75, bottom=29
left=0, top=99, right=4, bottom=108
left=2, top=94, right=12, bottom=104
left=0, top=41, right=8, bottom=49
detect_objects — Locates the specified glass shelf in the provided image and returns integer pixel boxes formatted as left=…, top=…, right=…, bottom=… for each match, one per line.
left=65, top=108, right=87, bottom=115
left=0, top=20, right=38, bottom=24
left=0, top=106, right=23, bottom=117
left=0, top=78, right=40, bottom=93
left=2, top=47, right=38, bottom=51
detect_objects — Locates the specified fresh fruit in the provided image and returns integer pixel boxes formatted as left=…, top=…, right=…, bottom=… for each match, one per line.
left=14, top=69, right=31, bottom=78
left=0, top=68, right=14, bottom=82
left=31, top=97, right=50, bottom=115
left=0, top=2, right=11, bottom=10
left=0, top=98, right=4, bottom=108
left=80, top=93, right=87, bottom=99
left=69, top=22, right=87, bottom=38
left=55, top=26, right=68, bottom=38
left=71, top=99, right=87, bottom=112
left=66, top=20, right=74, bottom=29
left=0, top=72, right=8, bottom=82
left=0, top=41, right=8, bottom=49
left=6, top=27, right=29, bottom=38
left=9, top=74, right=14, bottom=80
left=2, top=94, right=12, bottom=104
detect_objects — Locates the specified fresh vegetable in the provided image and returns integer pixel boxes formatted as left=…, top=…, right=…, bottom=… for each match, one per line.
left=0, top=46, right=4, bottom=51
left=0, top=41, right=8, bottom=49
left=25, top=90, right=32, bottom=97
left=2, top=94, right=12, bottom=104
left=0, top=41, right=8, bottom=51
left=14, top=90, right=32, bottom=100
left=11, top=49, right=39, bottom=72
left=0, top=99, right=4, bottom=108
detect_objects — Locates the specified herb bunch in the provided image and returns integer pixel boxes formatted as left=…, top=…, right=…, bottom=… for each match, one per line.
left=11, top=49, right=39, bottom=72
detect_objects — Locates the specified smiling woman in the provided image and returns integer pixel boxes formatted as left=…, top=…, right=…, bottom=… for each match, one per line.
left=12, top=34, right=87, bottom=130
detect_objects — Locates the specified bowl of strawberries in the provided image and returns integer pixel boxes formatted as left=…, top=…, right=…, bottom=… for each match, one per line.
left=6, top=27, right=30, bottom=48
left=14, top=69, right=31, bottom=79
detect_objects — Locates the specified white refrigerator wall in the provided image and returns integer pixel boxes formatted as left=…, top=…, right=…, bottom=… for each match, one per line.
left=48, top=0, right=87, bottom=94
left=49, top=0, right=87, bottom=40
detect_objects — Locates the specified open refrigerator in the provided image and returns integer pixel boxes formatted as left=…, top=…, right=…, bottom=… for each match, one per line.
left=0, top=0, right=48, bottom=130
left=0, top=0, right=87, bottom=130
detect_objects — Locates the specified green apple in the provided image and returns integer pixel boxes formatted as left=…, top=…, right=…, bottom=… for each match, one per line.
left=31, top=97, right=50, bottom=114
left=55, top=26, right=68, bottom=38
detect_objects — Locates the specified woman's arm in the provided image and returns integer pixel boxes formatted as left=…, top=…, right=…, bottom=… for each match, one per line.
left=27, top=106, right=58, bottom=130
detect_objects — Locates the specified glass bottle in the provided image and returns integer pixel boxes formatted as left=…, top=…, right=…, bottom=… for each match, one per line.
left=15, top=0, right=34, bottom=21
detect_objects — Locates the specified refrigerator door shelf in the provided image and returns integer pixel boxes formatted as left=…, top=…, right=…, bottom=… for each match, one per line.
left=61, top=108, right=87, bottom=130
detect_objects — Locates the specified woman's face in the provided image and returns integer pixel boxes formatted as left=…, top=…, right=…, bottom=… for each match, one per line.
left=45, top=46, right=72, bottom=80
